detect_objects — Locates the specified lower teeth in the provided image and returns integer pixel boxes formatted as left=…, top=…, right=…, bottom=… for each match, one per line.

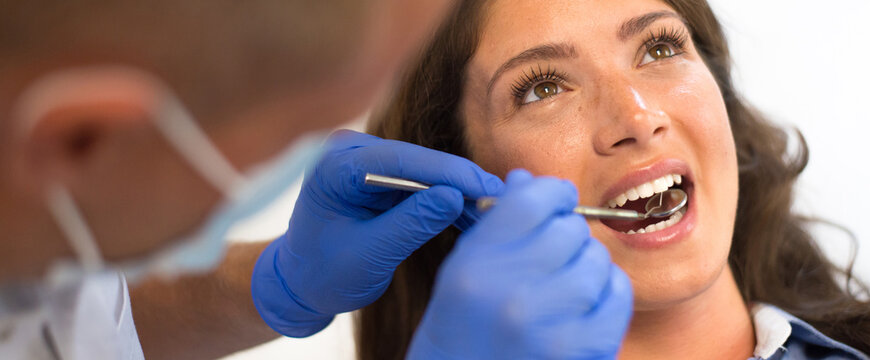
left=624, top=208, right=686, bottom=234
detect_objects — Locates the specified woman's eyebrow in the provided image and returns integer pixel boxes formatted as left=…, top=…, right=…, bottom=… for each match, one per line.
left=486, top=42, right=577, bottom=97
left=617, top=11, right=687, bottom=41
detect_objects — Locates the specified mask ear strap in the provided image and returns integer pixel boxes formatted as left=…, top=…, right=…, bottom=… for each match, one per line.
left=45, top=183, right=105, bottom=272
left=14, top=64, right=246, bottom=200
left=152, top=95, right=247, bottom=199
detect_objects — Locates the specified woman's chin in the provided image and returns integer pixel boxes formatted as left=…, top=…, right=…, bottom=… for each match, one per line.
left=627, top=262, right=732, bottom=312
left=590, top=199, right=737, bottom=313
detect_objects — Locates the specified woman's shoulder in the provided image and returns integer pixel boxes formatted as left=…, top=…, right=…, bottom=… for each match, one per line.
left=751, top=303, right=869, bottom=360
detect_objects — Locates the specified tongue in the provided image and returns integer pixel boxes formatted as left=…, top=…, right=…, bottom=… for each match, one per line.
left=600, top=197, right=658, bottom=232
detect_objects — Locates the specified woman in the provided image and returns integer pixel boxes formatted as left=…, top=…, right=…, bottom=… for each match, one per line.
left=359, top=0, right=870, bottom=358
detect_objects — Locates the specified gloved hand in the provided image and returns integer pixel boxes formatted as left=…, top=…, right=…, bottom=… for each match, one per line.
left=407, top=169, right=633, bottom=359
left=251, top=130, right=504, bottom=337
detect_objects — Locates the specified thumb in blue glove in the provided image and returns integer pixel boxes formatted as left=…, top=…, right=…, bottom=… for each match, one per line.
left=407, top=169, right=634, bottom=359
left=251, top=130, right=504, bottom=337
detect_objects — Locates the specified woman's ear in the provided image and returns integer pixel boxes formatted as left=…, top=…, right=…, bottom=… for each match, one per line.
left=11, top=66, right=163, bottom=189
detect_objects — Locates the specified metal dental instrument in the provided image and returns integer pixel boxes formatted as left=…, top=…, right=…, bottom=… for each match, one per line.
left=364, top=173, right=687, bottom=220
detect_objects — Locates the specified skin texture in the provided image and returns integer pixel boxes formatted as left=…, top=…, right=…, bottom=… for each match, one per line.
left=0, top=0, right=453, bottom=358
left=461, top=0, right=752, bottom=358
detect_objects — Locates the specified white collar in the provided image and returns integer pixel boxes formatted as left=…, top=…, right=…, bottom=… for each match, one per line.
left=751, top=303, right=792, bottom=358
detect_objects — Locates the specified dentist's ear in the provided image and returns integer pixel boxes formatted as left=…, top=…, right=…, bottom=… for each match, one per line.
left=12, top=66, right=163, bottom=189
left=0, top=66, right=179, bottom=272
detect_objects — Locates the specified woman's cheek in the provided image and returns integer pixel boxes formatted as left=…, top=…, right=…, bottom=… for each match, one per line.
left=485, top=130, right=550, bottom=176
left=484, top=126, right=552, bottom=177
left=470, top=122, right=534, bottom=177
left=664, top=71, right=730, bottom=144
left=690, top=83, right=734, bottom=160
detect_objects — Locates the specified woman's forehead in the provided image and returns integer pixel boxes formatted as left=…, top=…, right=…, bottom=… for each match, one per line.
left=466, top=0, right=686, bottom=95
left=478, top=0, right=677, bottom=55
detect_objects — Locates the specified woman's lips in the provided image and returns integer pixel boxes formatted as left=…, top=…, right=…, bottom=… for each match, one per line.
left=599, top=159, right=691, bottom=207
left=593, top=158, right=697, bottom=249
left=599, top=181, right=696, bottom=249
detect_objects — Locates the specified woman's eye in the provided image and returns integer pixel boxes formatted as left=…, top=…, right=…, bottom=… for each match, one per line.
left=523, top=81, right=563, bottom=104
left=641, top=43, right=675, bottom=65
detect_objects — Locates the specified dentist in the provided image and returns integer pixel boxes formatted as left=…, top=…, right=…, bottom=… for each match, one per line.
left=0, top=1, right=484, bottom=358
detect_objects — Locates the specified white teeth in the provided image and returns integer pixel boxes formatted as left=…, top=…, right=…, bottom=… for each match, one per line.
left=626, top=188, right=640, bottom=201
left=664, top=213, right=678, bottom=227
left=607, top=173, right=685, bottom=208
left=615, top=194, right=628, bottom=207
left=637, top=183, right=654, bottom=198
left=652, top=177, right=668, bottom=193
left=620, top=207, right=686, bottom=235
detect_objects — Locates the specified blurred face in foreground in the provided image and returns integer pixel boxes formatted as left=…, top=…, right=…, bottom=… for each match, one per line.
left=0, top=0, right=454, bottom=280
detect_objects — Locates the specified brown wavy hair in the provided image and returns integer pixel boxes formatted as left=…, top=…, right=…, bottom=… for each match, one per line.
left=357, top=0, right=870, bottom=358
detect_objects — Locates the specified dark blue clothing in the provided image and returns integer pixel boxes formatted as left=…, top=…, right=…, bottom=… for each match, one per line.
left=752, top=304, right=867, bottom=360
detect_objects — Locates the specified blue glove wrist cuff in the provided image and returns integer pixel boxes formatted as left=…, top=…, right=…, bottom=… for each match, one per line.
left=252, top=239, right=335, bottom=338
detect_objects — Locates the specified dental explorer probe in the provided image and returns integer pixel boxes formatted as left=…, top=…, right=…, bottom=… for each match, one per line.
left=363, top=173, right=687, bottom=221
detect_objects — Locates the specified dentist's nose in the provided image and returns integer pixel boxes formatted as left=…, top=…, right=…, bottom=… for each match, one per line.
left=592, top=84, right=669, bottom=155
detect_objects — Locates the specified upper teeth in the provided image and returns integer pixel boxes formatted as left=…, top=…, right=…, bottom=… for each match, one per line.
left=607, top=174, right=682, bottom=208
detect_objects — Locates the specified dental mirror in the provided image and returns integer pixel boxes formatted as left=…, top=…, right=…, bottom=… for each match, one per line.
left=364, top=173, right=688, bottom=221
left=642, top=189, right=688, bottom=219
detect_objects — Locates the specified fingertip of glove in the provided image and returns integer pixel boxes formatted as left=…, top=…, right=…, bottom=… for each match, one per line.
left=561, top=179, right=578, bottom=195
left=610, top=264, right=634, bottom=301
left=423, top=185, right=465, bottom=214
left=484, top=175, right=505, bottom=195
left=541, top=179, right=579, bottom=212
left=505, top=169, right=533, bottom=185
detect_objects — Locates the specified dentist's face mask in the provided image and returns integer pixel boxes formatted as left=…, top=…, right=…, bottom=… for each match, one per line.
left=16, top=66, right=326, bottom=285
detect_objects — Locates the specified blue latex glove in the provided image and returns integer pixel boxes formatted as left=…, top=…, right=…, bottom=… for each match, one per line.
left=407, top=169, right=633, bottom=359
left=251, top=130, right=504, bottom=337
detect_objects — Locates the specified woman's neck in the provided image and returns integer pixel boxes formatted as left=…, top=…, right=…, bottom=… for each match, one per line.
left=618, top=268, right=755, bottom=360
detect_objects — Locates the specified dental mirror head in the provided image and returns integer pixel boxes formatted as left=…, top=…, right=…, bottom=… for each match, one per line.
left=643, top=189, right=688, bottom=219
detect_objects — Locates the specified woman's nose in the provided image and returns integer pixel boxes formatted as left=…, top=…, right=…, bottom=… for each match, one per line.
left=592, top=85, right=670, bottom=155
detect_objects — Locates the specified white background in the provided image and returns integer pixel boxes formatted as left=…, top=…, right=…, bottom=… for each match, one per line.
left=221, top=1, right=870, bottom=358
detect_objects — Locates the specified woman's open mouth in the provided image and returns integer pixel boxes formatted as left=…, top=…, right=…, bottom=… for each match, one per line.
left=600, top=173, right=692, bottom=235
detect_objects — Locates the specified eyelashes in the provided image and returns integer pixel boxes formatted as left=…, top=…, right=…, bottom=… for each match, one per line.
left=510, top=65, right=567, bottom=102
left=507, top=25, right=689, bottom=105
left=641, top=26, right=689, bottom=54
